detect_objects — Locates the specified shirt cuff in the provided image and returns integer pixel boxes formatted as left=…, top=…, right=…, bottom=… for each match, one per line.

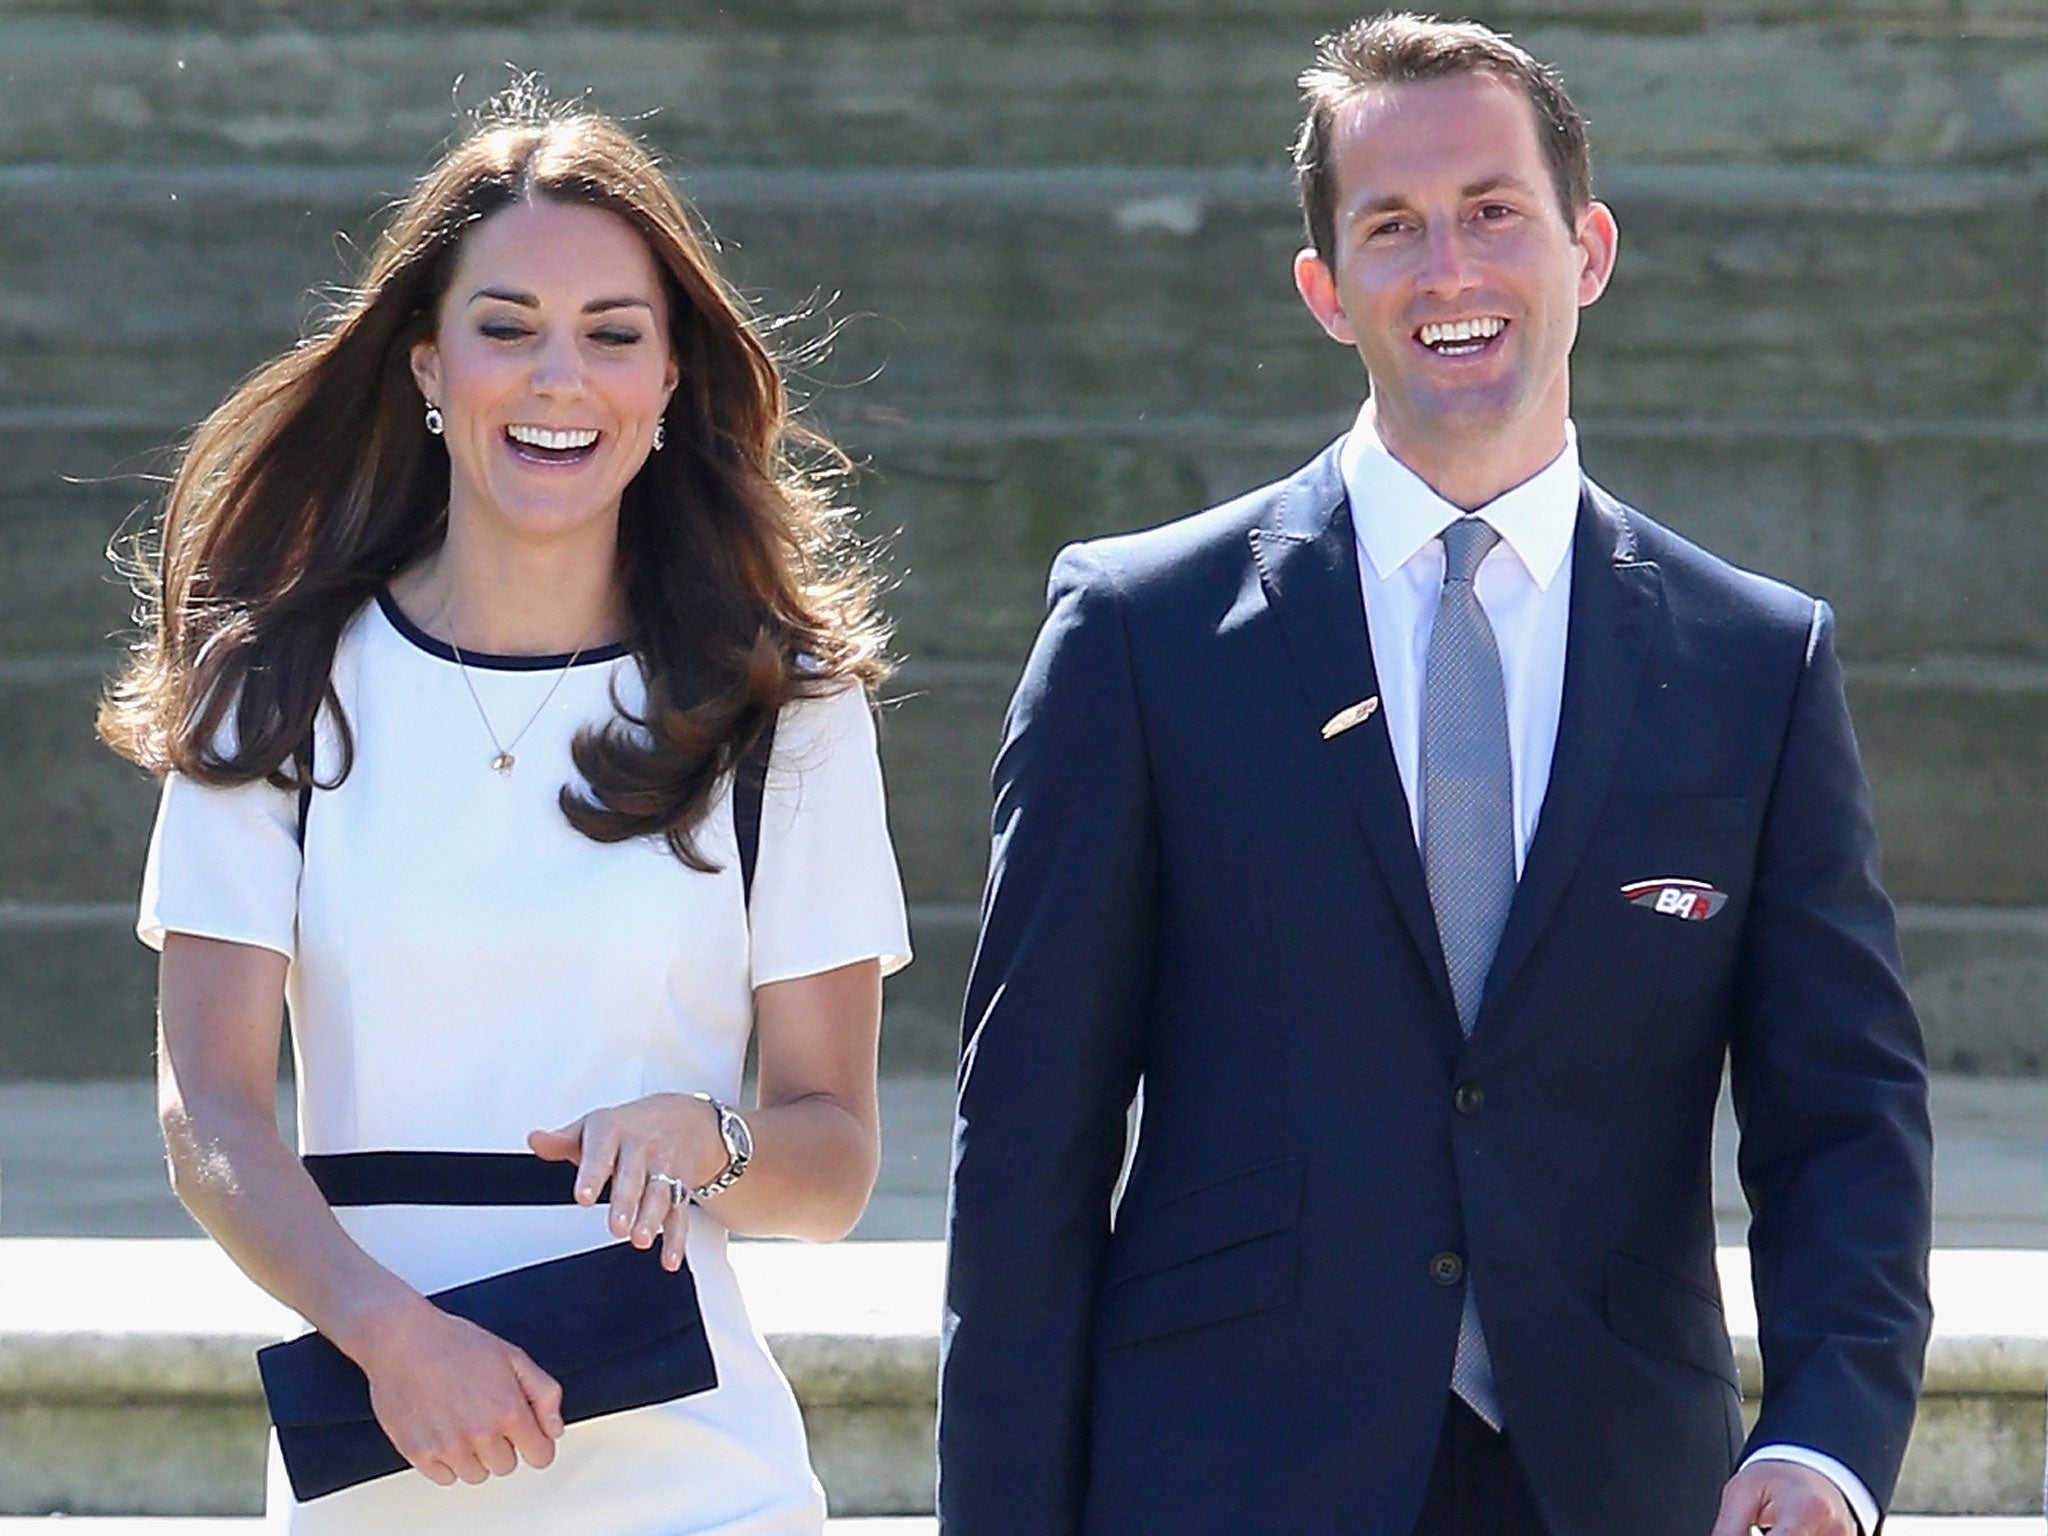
left=1741, top=1445, right=1878, bottom=1535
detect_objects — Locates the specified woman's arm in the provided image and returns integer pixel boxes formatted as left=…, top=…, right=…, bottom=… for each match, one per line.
left=531, top=956, right=883, bottom=1250
left=158, top=933, right=563, bottom=1485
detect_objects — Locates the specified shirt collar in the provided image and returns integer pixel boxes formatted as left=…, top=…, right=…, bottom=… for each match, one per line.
left=1339, top=400, right=1580, bottom=591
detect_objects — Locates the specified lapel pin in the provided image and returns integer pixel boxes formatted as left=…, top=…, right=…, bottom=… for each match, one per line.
left=1321, top=697, right=1380, bottom=740
left=1621, top=878, right=1728, bottom=922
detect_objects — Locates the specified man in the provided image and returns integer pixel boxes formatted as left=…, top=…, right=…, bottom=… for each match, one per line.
left=939, top=14, right=1932, bottom=1536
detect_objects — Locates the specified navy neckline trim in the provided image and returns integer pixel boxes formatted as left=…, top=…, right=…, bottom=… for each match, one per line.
left=375, top=588, right=630, bottom=671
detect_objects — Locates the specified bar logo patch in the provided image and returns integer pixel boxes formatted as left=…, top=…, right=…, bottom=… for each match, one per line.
left=1621, top=878, right=1728, bottom=922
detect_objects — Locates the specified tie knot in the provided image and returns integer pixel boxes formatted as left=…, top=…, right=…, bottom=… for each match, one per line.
left=1440, top=518, right=1499, bottom=587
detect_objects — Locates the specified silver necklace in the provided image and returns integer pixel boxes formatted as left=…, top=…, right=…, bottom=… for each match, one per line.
left=448, top=638, right=586, bottom=776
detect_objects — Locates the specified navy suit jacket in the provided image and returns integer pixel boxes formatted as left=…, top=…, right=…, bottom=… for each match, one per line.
left=938, top=440, right=1933, bottom=1536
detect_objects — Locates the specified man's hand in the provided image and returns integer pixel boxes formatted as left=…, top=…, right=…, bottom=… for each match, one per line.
left=1710, top=1461, right=1857, bottom=1536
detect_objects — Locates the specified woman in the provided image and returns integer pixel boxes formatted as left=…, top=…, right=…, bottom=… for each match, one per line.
left=98, top=91, right=910, bottom=1534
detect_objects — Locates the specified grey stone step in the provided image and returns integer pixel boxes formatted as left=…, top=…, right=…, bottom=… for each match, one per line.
left=11, top=644, right=2044, bottom=910
left=0, top=662, right=156, bottom=906
left=0, top=899, right=967, bottom=1080
left=12, top=1070, right=2048, bottom=1245
left=1907, top=908, right=2048, bottom=1078
left=6, top=4, right=2048, bottom=170
left=7, top=0, right=2046, bottom=20
left=887, top=656, right=2048, bottom=909
left=15, top=416, right=2048, bottom=670
left=13, top=1527, right=931, bottom=1536
left=1, top=1238, right=2043, bottom=1516
left=0, top=1527, right=941, bottom=1535
left=0, top=1526, right=2032, bottom=1536
left=0, top=1076, right=955, bottom=1242
left=0, top=660, right=1011, bottom=909
left=856, top=415, right=2048, bottom=668
left=0, top=1239, right=943, bottom=1517
left=3, top=164, right=2042, bottom=424
left=1856, top=660, right=2048, bottom=907
left=50, top=1526, right=950, bottom=1536
left=2, top=880, right=2040, bottom=1082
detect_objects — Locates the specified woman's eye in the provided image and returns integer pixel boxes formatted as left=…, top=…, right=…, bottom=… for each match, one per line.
left=479, top=322, right=530, bottom=341
left=592, top=329, right=642, bottom=347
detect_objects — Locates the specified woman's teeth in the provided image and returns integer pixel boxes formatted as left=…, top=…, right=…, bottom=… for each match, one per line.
left=506, top=425, right=600, bottom=451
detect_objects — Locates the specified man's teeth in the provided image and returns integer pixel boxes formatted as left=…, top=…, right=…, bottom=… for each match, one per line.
left=507, top=425, right=600, bottom=451
left=1419, top=317, right=1506, bottom=348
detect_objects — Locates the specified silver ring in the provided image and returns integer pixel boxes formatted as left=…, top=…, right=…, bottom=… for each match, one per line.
left=648, top=1173, right=687, bottom=1202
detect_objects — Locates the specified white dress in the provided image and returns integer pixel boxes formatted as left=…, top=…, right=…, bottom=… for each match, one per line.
left=137, top=591, right=912, bottom=1535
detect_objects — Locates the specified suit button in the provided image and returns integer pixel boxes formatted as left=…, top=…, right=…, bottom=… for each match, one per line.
left=1453, top=1084, right=1484, bottom=1115
left=1430, top=1252, right=1465, bottom=1286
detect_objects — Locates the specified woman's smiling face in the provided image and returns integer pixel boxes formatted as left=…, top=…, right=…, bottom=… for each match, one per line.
left=411, top=197, right=679, bottom=548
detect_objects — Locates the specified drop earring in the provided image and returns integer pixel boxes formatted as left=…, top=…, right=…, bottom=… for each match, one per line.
left=652, top=420, right=666, bottom=452
left=424, top=403, right=445, bottom=436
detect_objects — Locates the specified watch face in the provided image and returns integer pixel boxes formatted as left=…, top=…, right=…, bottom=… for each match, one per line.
left=725, top=1108, right=754, bottom=1163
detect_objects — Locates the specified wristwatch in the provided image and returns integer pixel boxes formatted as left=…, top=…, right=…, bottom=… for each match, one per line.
left=689, top=1093, right=753, bottom=1201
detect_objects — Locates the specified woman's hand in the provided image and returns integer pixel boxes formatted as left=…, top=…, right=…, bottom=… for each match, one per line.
left=156, top=934, right=565, bottom=1486
left=530, top=960, right=884, bottom=1247
left=528, top=1094, right=721, bottom=1271
left=345, top=1293, right=564, bottom=1486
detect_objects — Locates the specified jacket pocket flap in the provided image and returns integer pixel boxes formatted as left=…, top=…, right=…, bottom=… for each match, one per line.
left=1104, top=1157, right=1304, bottom=1287
left=1603, top=1251, right=1737, bottom=1387
left=1095, top=1226, right=1297, bottom=1350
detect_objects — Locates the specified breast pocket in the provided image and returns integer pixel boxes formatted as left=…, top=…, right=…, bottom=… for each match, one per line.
left=1095, top=1157, right=1303, bottom=1350
left=1595, top=795, right=1753, bottom=937
left=1597, top=794, right=1751, bottom=836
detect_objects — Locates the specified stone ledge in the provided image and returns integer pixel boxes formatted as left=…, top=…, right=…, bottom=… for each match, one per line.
left=2, top=894, right=2043, bottom=1087
left=17, top=414, right=2048, bottom=669
left=8, top=3, right=2048, bottom=173
left=0, top=1240, right=2043, bottom=1515
left=2, top=164, right=2041, bottom=423
left=0, top=1240, right=945, bottom=1517
left=14, top=650, right=2043, bottom=913
left=0, top=1239, right=944, bottom=1402
left=6, top=0, right=2047, bottom=25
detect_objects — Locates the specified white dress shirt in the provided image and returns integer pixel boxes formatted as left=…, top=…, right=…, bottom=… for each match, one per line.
left=1340, top=403, right=1576, bottom=874
left=1339, top=400, right=1877, bottom=1534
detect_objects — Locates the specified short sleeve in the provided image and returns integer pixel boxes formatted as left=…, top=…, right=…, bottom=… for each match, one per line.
left=137, top=768, right=302, bottom=960
left=748, top=681, right=912, bottom=987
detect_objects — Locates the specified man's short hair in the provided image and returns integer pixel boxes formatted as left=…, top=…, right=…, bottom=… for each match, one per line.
left=1292, top=12, right=1593, bottom=269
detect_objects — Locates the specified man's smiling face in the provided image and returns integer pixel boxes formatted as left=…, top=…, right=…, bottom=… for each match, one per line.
left=1296, top=71, right=1616, bottom=498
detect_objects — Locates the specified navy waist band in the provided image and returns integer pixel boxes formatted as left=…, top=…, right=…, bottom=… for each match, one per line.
left=304, top=1151, right=595, bottom=1208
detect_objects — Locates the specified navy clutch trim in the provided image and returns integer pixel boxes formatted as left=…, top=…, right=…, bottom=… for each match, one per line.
left=258, top=1151, right=717, bottom=1502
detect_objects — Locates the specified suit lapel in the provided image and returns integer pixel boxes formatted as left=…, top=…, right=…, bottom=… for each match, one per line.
left=1478, top=480, right=1665, bottom=1028
left=1250, top=444, right=1455, bottom=1014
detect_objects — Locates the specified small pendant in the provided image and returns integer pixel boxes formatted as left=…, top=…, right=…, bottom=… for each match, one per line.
left=490, top=752, right=515, bottom=776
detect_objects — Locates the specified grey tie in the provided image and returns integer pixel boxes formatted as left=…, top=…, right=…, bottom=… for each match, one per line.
left=1422, top=516, right=1513, bottom=1431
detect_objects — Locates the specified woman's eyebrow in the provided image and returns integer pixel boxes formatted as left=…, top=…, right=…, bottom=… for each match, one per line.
left=465, top=287, right=654, bottom=315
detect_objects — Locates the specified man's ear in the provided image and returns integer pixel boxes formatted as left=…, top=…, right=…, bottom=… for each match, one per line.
left=1574, top=200, right=1620, bottom=308
left=1293, top=247, right=1356, bottom=347
left=410, top=338, right=442, bottom=408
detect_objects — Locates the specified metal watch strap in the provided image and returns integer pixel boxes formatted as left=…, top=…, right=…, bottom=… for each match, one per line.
left=689, top=1093, right=750, bottom=1201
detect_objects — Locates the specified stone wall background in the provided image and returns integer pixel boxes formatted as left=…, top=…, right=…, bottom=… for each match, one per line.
left=3, top=0, right=2046, bottom=1077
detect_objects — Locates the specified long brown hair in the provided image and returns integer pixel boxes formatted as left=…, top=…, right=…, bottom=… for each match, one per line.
left=99, top=87, right=889, bottom=867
